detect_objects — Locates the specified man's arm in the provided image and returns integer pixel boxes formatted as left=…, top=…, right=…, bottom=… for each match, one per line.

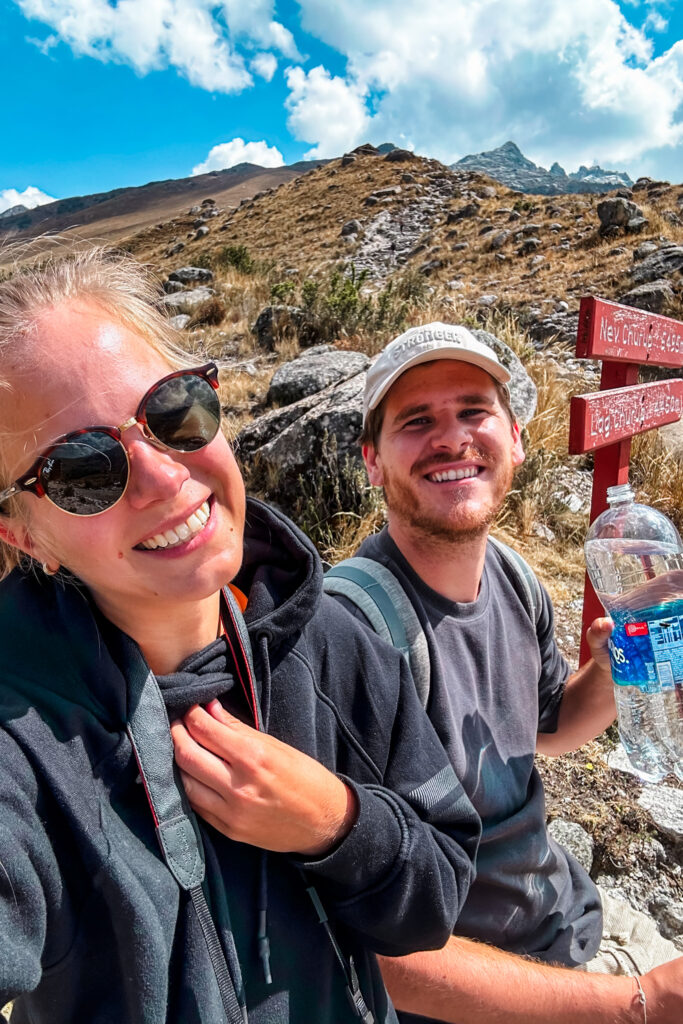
left=537, top=617, right=616, bottom=756
left=379, top=936, right=683, bottom=1024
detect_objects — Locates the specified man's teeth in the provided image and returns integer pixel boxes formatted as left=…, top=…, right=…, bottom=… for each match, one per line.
left=140, top=500, right=210, bottom=550
left=429, top=467, right=479, bottom=482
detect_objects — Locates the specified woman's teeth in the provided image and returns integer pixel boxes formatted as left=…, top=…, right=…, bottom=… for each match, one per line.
left=429, top=467, right=479, bottom=482
left=139, top=500, right=210, bottom=550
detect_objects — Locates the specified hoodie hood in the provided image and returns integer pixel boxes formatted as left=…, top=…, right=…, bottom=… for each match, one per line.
left=236, top=498, right=322, bottom=643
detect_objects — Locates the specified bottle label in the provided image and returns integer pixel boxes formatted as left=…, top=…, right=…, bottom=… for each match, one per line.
left=608, top=599, right=683, bottom=691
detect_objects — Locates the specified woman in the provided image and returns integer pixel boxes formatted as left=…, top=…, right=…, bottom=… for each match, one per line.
left=0, top=249, right=479, bottom=1023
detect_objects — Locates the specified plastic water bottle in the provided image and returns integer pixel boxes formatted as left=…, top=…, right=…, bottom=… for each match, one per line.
left=584, top=483, right=683, bottom=783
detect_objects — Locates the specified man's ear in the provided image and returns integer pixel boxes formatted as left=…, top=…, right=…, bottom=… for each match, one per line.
left=511, top=423, right=525, bottom=468
left=362, top=443, right=385, bottom=487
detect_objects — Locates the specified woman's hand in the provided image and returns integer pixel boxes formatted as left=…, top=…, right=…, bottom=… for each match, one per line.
left=171, top=700, right=358, bottom=856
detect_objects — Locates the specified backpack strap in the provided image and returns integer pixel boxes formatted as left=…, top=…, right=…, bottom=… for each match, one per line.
left=487, top=536, right=543, bottom=625
left=324, top=557, right=431, bottom=708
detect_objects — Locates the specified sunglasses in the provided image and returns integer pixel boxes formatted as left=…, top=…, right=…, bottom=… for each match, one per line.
left=0, top=363, right=221, bottom=517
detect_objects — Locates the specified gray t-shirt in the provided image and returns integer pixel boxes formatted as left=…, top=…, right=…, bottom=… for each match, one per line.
left=338, top=528, right=602, bottom=968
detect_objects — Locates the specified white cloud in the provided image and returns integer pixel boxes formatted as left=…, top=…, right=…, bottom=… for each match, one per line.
left=251, top=52, right=277, bottom=81
left=0, top=185, right=56, bottom=215
left=192, top=137, right=284, bottom=174
left=15, top=0, right=297, bottom=93
left=285, top=65, right=369, bottom=158
left=286, top=0, right=683, bottom=176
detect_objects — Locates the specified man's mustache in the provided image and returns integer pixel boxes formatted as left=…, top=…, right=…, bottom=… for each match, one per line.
left=411, top=447, right=494, bottom=476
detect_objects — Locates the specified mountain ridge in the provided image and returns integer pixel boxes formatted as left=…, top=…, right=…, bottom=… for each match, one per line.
left=453, top=141, right=633, bottom=195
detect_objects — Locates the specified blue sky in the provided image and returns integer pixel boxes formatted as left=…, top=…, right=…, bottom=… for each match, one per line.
left=2, top=0, right=683, bottom=213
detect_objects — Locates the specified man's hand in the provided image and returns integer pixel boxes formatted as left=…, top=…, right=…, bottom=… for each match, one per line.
left=171, top=700, right=358, bottom=856
left=585, top=616, right=613, bottom=674
left=536, top=617, right=615, bottom=756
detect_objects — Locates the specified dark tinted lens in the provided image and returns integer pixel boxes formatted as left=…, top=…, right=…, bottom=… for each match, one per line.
left=42, top=432, right=129, bottom=515
left=144, top=373, right=221, bottom=452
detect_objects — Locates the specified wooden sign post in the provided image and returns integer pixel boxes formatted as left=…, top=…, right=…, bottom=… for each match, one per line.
left=569, top=297, right=683, bottom=663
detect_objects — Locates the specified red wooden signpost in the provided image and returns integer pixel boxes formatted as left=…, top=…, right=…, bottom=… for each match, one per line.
left=569, top=296, right=683, bottom=663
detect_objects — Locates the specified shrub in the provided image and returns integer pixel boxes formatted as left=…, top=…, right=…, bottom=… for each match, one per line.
left=271, top=280, right=296, bottom=302
left=214, top=244, right=256, bottom=274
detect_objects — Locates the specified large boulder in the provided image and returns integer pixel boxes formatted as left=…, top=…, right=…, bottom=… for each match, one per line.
left=470, top=328, right=537, bottom=426
left=630, top=245, right=683, bottom=285
left=618, top=280, right=675, bottom=314
left=267, top=347, right=370, bottom=406
left=237, top=373, right=366, bottom=500
left=597, top=197, right=642, bottom=231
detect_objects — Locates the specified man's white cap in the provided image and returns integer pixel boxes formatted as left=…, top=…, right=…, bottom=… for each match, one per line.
left=363, top=322, right=511, bottom=422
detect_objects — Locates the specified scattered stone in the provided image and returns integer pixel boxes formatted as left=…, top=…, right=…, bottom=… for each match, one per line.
left=530, top=255, right=545, bottom=266
left=165, top=242, right=185, bottom=257
left=162, top=286, right=215, bottom=313
left=477, top=294, right=498, bottom=307
left=626, top=216, right=648, bottom=234
left=447, top=203, right=479, bottom=223
left=194, top=226, right=209, bottom=239
left=638, top=784, right=683, bottom=842
left=169, top=314, right=191, bottom=330
left=201, top=198, right=216, bottom=207
left=518, top=237, right=541, bottom=255
left=446, top=279, right=465, bottom=290
left=340, top=219, right=362, bottom=237
left=419, top=259, right=443, bottom=275
left=521, top=223, right=543, bottom=235
left=551, top=467, right=592, bottom=514
left=189, top=205, right=201, bottom=215
left=532, top=521, right=556, bottom=543
left=252, top=305, right=319, bottom=351
left=341, top=154, right=357, bottom=167
left=402, top=172, right=417, bottom=184
left=353, top=143, right=379, bottom=156
left=478, top=224, right=495, bottom=235
left=634, top=241, right=659, bottom=261
left=267, top=348, right=370, bottom=406
left=168, top=266, right=214, bottom=284
left=548, top=820, right=594, bottom=873
left=452, top=242, right=469, bottom=251
left=163, top=280, right=185, bottom=294
left=618, top=280, right=674, bottom=314
left=364, top=196, right=379, bottom=207
left=508, top=210, right=521, bottom=221
left=384, top=148, right=415, bottom=162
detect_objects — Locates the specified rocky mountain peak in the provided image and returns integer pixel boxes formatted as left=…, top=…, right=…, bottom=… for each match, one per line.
left=452, top=141, right=633, bottom=195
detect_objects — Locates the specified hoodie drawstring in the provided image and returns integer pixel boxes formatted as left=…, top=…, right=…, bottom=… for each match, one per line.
left=257, top=632, right=273, bottom=985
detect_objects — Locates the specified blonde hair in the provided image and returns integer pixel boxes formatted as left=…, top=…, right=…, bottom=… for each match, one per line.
left=0, top=246, right=194, bottom=578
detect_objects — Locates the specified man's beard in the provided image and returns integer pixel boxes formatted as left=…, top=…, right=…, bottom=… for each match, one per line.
left=382, top=448, right=514, bottom=546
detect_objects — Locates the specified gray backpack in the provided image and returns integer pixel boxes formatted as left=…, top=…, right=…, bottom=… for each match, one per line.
left=323, top=536, right=542, bottom=708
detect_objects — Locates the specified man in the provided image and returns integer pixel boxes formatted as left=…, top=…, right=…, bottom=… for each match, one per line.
left=333, top=323, right=683, bottom=1023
